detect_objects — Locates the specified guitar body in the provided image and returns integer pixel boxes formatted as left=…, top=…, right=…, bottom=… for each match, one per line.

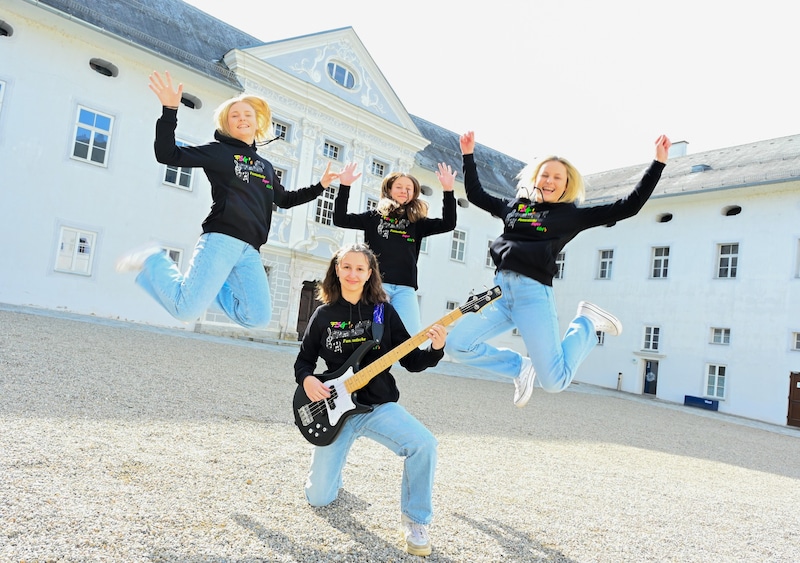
left=293, top=340, right=377, bottom=447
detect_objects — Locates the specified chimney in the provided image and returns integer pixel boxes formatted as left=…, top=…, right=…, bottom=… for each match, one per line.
left=669, top=140, right=688, bottom=158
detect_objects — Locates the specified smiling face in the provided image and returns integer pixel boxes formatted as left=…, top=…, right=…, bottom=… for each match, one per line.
left=336, top=251, right=372, bottom=302
left=534, top=160, right=569, bottom=203
left=226, top=101, right=258, bottom=144
left=389, top=176, right=416, bottom=205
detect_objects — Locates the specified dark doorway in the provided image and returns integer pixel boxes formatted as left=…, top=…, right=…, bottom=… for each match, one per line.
left=643, top=360, right=659, bottom=395
left=788, top=372, right=800, bottom=428
left=296, top=280, right=321, bottom=340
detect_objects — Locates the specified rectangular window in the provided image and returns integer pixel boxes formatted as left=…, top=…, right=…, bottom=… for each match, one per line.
left=651, top=246, right=669, bottom=278
left=419, top=237, right=428, bottom=254
left=323, top=141, right=341, bottom=161
left=371, top=159, right=386, bottom=177
left=711, top=327, right=731, bottom=345
left=445, top=300, right=458, bottom=312
left=272, top=120, right=289, bottom=141
left=717, top=243, right=739, bottom=278
left=643, top=326, right=660, bottom=351
left=555, top=251, right=566, bottom=280
left=792, top=332, right=800, bottom=351
left=163, top=140, right=193, bottom=190
left=274, top=167, right=286, bottom=186
left=315, top=186, right=336, bottom=225
left=450, top=229, right=466, bottom=262
left=706, top=364, right=726, bottom=398
left=55, top=227, right=96, bottom=275
left=598, top=249, right=613, bottom=279
left=596, top=331, right=605, bottom=346
left=366, top=196, right=379, bottom=212
left=485, top=240, right=494, bottom=268
left=72, top=106, right=113, bottom=166
left=163, top=246, right=182, bottom=270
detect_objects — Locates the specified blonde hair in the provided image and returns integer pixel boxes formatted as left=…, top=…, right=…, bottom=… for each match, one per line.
left=516, top=156, right=585, bottom=204
left=375, top=172, right=429, bottom=222
left=213, top=94, right=272, bottom=144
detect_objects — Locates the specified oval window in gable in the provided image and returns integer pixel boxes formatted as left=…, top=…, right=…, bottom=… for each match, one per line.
left=327, top=61, right=356, bottom=90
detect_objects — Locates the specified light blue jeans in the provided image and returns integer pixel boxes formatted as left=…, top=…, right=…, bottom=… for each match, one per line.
left=384, top=283, right=421, bottom=335
left=305, top=402, right=438, bottom=525
left=135, top=232, right=272, bottom=329
left=447, top=270, right=598, bottom=393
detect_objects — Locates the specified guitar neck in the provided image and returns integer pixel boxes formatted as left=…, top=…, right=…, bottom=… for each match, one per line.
left=343, top=308, right=464, bottom=393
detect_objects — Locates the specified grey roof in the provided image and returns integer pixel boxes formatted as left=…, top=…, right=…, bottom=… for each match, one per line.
left=411, top=115, right=525, bottom=198
left=34, top=0, right=265, bottom=87
left=584, top=134, right=800, bottom=203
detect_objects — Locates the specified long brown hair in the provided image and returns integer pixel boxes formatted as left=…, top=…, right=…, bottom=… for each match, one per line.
left=375, top=172, right=429, bottom=222
left=317, top=243, right=388, bottom=305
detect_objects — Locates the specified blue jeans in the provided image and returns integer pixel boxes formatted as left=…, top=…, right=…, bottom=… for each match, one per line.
left=304, top=402, right=438, bottom=525
left=384, top=283, right=421, bottom=335
left=135, top=232, right=272, bottom=329
left=447, top=270, right=597, bottom=393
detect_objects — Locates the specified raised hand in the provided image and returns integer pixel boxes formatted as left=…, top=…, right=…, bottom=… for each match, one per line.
left=318, top=162, right=337, bottom=188
left=655, top=134, right=672, bottom=163
left=337, top=162, right=362, bottom=186
left=460, top=131, right=475, bottom=155
left=435, top=162, right=457, bottom=192
left=148, top=71, right=183, bottom=108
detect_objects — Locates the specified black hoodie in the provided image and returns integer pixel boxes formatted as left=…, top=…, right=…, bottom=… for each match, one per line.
left=294, top=298, right=444, bottom=406
left=154, top=107, right=324, bottom=249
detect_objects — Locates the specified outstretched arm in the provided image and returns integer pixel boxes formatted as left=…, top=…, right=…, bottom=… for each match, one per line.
left=336, top=162, right=362, bottom=186
left=460, top=131, right=475, bottom=155
left=149, top=71, right=183, bottom=108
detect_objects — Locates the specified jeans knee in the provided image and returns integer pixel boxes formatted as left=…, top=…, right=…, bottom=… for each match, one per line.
left=236, top=307, right=272, bottom=329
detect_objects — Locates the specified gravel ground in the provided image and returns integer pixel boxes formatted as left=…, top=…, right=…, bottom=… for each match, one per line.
left=1, top=305, right=799, bottom=562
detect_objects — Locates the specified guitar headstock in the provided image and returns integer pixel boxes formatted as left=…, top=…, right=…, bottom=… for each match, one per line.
left=460, top=285, right=502, bottom=314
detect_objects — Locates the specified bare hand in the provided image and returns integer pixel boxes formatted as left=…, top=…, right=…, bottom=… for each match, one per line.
left=435, top=163, right=457, bottom=192
left=319, top=162, right=337, bottom=188
left=337, top=162, right=362, bottom=186
left=426, top=323, right=447, bottom=350
left=303, top=375, right=332, bottom=402
left=654, top=134, right=672, bottom=164
left=148, top=71, right=183, bottom=108
left=460, top=131, right=475, bottom=155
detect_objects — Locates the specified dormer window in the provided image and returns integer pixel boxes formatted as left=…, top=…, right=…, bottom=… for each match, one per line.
left=327, top=61, right=356, bottom=89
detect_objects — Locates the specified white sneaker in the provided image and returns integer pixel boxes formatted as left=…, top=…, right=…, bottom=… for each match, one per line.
left=577, top=301, right=622, bottom=336
left=401, top=514, right=431, bottom=557
left=514, top=357, right=536, bottom=408
left=115, top=242, right=162, bottom=273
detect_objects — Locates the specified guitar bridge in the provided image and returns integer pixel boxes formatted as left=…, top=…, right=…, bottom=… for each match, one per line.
left=298, top=404, right=313, bottom=426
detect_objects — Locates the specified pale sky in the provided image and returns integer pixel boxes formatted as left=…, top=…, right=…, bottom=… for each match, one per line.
left=184, top=0, right=797, bottom=174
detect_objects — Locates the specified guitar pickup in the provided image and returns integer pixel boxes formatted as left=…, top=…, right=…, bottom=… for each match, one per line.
left=298, top=404, right=313, bottom=426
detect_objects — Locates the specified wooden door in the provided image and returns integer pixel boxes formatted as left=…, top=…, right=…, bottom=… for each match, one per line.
left=788, top=372, right=800, bottom=428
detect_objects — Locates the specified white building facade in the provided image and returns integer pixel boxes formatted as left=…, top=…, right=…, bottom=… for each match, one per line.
left=1, top=0, right=798, bottom=428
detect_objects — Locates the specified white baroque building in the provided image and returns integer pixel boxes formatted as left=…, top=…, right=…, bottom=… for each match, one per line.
left=1, top=0, right=798, bottom=428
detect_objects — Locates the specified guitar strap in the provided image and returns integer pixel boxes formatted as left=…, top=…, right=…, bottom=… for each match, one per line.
left=372, top=303, right=384, bottom=344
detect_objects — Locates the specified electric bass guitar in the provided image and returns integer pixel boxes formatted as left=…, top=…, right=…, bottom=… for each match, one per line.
left=293, top=286, right=502, bottom=446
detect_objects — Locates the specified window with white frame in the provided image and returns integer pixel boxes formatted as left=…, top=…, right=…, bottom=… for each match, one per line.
left=598, top=249, right=613, bottom=279
left=555, top=251, right=566, bottom=279
left=274, top=167, right=286, bottom=187
left=710, top=327, right=731, bottom=345
left=163, top=246, right=182, bottom=270
left=596, top=331, right=605, bottom=345
left=365, top=196, right=379, bottom=212
left=643, top=326, right=660, bottom=351
left=419, top=237, right=428, bottom=254
left=706, top=364, right=726, bottom=398
left=315, top=186, right=336, bottom=225
left=72, top=106, right=113, bottom=166
left=371, top=159, right=387, bottom=177
left=272, top=120, right=289, bottom=142
left=651, top=246, right=669, bottom=278
left=450, top=229, right=466, bottom=262
left=792, top=332, right=800, bottom=351
left=445, top=300, right=458, bottom=312
left=485, top=240, right=494, bottom=268
left=55, top=227, right=96, bottom=275
left=327, top=61, right=356, bottom=89
left=323, top=141, right=341, bottom=161
left=163, top=140, right=193, bottom=190
left=717, top=243, right=739, bottom=278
